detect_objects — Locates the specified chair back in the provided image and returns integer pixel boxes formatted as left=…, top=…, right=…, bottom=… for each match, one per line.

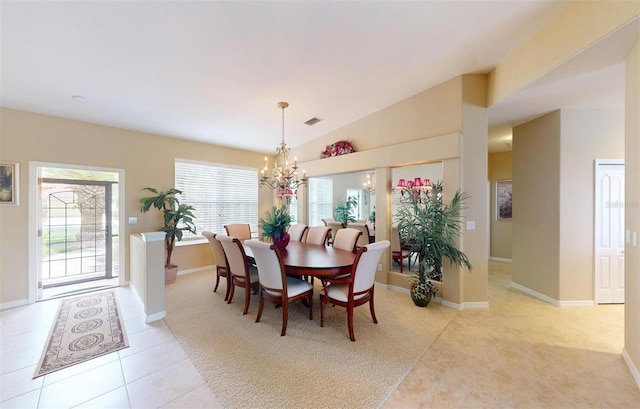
left=244, top=240, right=285, bottom=291
left=332, top=227, right=362, bottom=252
left=224, top=224, right=251, bottom=241
left=352, top=240, right=390, bottom=293
left=202, top=231, right=227, bottom=269
left=217, top=235, right=248, bottom=278
left=391, top=224, right=402, bottom=253
left=326, top=221, right=344, bottom=244
left=305, top=226, right=331, bottom=246
left=348, top=222, right=370, bottom=248
left=322, top=217, right=336, bottom=226
left=287, top=224, right=308, bottom=242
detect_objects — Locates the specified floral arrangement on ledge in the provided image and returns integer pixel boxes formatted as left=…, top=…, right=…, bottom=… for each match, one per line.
left=320, top=140, right=355, bottom=158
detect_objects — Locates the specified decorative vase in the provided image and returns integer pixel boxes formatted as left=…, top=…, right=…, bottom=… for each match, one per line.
left=273, top=232, right=290, bottom=250
left=410, top=286, right=433, bottom=307
left=165, top=265, right=178, bottom=285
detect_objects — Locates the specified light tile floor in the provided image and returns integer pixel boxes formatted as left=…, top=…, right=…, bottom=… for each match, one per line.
left=0, top=286, right=222, bottom=408
left=1, top=262, right=639, bottom=408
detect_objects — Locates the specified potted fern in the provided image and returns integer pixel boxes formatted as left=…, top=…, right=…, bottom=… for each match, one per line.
left=139, top=187, right=196, bottom=284
left=334, top=195, right=358, bottom=227
left=259, top=205, right=292, bottom=250
left=395, top=181, right=472, bottom=306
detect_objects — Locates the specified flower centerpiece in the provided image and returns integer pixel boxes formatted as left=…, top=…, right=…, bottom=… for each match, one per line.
left=395, top=181, right=472, bottom=306
left=320, top=140, right=356, bottom=158
left=259, top=205, right=293, bottom=250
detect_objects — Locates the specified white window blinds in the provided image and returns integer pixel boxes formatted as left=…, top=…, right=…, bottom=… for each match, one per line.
left=175, top=159, right=259, bottom=239
left=308, top=177, right=333, bottom=226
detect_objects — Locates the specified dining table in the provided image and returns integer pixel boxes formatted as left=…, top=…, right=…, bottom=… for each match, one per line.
left=243, top=240, right=357, bottom=278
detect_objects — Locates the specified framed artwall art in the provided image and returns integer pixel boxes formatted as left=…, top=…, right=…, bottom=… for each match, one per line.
left=496, top=180, right=512, bottom=221
left=0, top=162, right=19, bottom=206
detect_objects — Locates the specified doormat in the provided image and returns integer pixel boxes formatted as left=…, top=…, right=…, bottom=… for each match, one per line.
left=33, top=291, right=129, bottom=378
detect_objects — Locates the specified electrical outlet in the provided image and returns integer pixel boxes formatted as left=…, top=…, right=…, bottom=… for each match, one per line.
left=378, top=263, right=382, bottom=272
left=466, top=221, right=475, bottom=230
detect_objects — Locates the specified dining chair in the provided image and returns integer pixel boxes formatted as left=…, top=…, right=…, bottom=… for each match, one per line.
left=391, top=224, right=411, bottom=274
left=244, top=240, right=313, bottom=336
left=347, top=222, right=371, bottom=249
left=224, top=223, right=252, bottom=241
left=332, top=227, right=362, bottom=253
left=287, top=224, right=308, bottom=242
left=217, top=235, right=259, bottom=315
left=319, top=240, right=390, bottom=341
left=202, top=231, right=231, bottom=300
left=321, top=217, right=336, bottom=226
left=305, top=226, right=331, bottom=246
left=326, top=220, right=344, bottom=246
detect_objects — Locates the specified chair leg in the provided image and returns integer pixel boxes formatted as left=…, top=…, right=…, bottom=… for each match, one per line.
left=227, top=279, right=235, bottom=304
left=255, top=291, right=264, bottom=323
left=307, top=292, right=313, bottom=320
left=319, top=295, right=325, bottom=327
left=369, top=290, right=378, bottom=324
left=242, top=285, right=251, bottom=315
left=224, top=276, right=231, bottom=301
left=213, top=273, right=220, bottom=293
left=347, top=304, right=355, bottom=342
left=281, top=301, right=289, bottom=336
left=399, top=256, right=404, bottom=274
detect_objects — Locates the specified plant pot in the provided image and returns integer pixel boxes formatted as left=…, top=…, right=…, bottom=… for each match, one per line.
left=165, top=265, right=178, bottom=285
left=410, top=286, right=433, bottom=307
left=273, top=232, right=290, bottom=250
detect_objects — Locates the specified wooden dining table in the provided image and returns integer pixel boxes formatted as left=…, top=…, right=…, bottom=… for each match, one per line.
left=243, top=240, right=356, bottom=278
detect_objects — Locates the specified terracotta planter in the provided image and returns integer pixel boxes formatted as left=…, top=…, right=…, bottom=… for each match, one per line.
left=273, top=232, right=290, bottom=250
left=165, top=265, right=178, bottom=285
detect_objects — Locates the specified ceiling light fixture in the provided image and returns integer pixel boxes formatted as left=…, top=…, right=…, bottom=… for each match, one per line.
left=260, top=102, right=308, bottom=206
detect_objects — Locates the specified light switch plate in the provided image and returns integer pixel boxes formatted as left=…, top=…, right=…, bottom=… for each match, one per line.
left=128, top=217, right=137, bottom=224
left=466, top=221, right=475, bottom=230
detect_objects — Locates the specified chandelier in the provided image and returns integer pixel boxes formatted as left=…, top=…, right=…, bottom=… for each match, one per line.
left=363, top=174, right=376, bottom=195
left=395, top=177, right=433, bottom=202
left=259, top=102, right=308, bottom=204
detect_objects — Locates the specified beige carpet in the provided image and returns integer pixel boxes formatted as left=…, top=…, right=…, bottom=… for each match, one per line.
left=34, top=291, right=129, bottom=379
left=164, top=270, right=458, bottom=409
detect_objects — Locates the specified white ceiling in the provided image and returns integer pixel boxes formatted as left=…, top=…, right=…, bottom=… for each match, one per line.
left=1, top=1, right=634, bottom=155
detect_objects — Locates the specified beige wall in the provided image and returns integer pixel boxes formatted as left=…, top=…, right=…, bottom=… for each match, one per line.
left=0, top=108, right=272, bottom=305
left=489, top=151, right=513, bottom=260
left=624, top=36, right=640, bottom=386
left=559, top=109, right=625, bottom=301
left=512, top=111, right=562, bottom=299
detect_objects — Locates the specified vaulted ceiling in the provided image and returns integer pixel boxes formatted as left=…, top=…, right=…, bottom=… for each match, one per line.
left=1, top=1, right=633, bottom=154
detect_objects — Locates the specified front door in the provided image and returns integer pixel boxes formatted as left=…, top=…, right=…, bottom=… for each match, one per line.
left=595, top=160, right=625, bottom=304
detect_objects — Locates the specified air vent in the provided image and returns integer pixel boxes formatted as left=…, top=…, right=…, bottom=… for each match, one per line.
left=304, top=117, right=322, bottom=126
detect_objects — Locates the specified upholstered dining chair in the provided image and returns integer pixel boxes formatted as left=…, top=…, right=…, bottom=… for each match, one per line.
left=391, top=224, right=412, bottom=274
left=319, top=240, right=390, bottom=342
left=305, top=226, right=331, bottom=246
left=217, top=235, right=259, bottom=315
left=326, top=220, right=344, bottom=246
left=244, top=240, right=314, bottom=336
left=332, top=227, right=362, bottom=253
left=321, top=217, right=336, bottom=226
left=224, top=223, right=252, bottom=241
left=202, top=231, right=231, bottom=300
left=347, top=222, right=371, bottom=249
left=287, top=224, right=308, bottom=242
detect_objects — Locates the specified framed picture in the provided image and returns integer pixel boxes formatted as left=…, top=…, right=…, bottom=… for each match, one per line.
left=0, top=162, right=19, bottom=206
left=496, top=180, right=512, bottom=220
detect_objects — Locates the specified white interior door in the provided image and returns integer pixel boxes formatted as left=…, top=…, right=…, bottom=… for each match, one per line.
left=595, top=160, right=625, bottom=304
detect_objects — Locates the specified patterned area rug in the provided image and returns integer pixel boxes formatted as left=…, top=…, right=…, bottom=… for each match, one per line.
left=33, top=291, right=128, bottom=379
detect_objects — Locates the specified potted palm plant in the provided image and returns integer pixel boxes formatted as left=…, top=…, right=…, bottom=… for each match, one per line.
left=259, top=205, right=292, bottom=250
left=139, top=187, right=197, bottom=284
left=334, top=195, right=358, bottom=227
left=395, top=181, right=472, bottom=306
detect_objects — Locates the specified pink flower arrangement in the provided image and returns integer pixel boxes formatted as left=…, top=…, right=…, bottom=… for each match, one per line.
left=320, top=140, right=355, bottom=158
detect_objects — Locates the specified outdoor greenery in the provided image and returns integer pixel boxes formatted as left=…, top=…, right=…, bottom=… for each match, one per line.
left=334, top=195, right=358, bottom=226
left=259, top=205, right=292, bottom=240
left=395, top=181, right=472, bottom=305
left=139, top=187, right=196, bottom=268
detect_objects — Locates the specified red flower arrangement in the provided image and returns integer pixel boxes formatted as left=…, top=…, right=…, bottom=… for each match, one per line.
left=320, top=140, right=356, bottom=158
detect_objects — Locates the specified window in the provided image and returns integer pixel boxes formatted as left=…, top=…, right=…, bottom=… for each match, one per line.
left=175, top=159, right=258, bottom=239
left=308, top=177, right=333, bottom=226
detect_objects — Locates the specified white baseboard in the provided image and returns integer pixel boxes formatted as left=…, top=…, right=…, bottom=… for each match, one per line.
left=490, top=257, right=512, bottom=263
left=0, top=298, right=30, bottom=310
left=511, top=282, right=595, bottom=307
left=558, top=299, right=595, bottom=307
left=178, top=265, right=214, bottom=276
left=145, top=310, right=166, bottom=323
left=623, top=348, right=640, bottom=390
